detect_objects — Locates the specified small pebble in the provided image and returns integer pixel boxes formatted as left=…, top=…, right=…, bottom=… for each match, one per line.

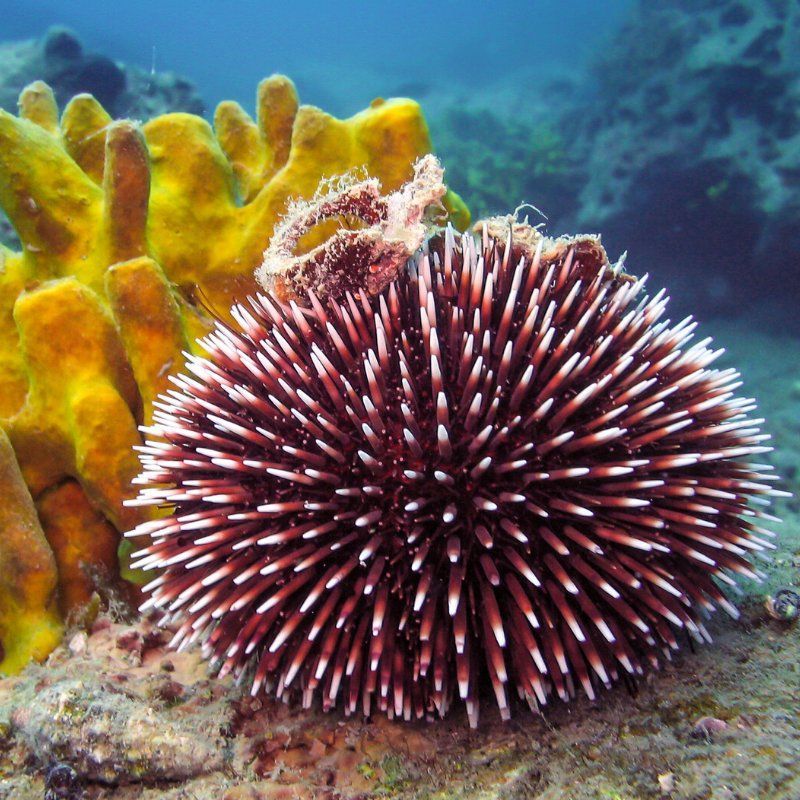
left=308, top=738, right=327, bottom=759
left=67, top=632, right=88, bottom=657
left=44, top=762, right=81, bottom=800
left=155, top=679, right=186, bottom=704
left=765, top=588, right=799, bottom=622
left=691, top=716, right=728, bottom=740
left=657, top=772, right=674, bottom=793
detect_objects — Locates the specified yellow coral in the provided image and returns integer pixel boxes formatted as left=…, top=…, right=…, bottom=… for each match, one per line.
left=0, top=75, right=469, bottom=674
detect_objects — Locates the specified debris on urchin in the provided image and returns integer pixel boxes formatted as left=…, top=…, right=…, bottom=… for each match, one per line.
left=127, top=161, right=787, bottom=727
left=255, top=153, right=446, bottom=302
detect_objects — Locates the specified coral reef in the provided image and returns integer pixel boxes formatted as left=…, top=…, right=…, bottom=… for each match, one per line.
left=556, top=0, right=800, bottom=314
left=430, top=0, right=800, bottom=321
left=0, top=74, right=469, bottom=674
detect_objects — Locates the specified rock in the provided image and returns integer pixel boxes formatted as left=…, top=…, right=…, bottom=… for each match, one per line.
left=221, top=783, right=315, bottom=800
left=562, top=0, right=800, bottom=320
left=765, top=588, right=800, bottom=622
left=10, top=678, right=226, bottom=784
left=690, top=716, right=729, bottom=741
left=41, top=29, right=125, bottom=110
left=657, top=771, right=675, bottom=793
left=0, top=26, right=203, bottom=123
left=432, top=0, right=800, bottom=326
left=43, top=763, right=81, bottom=800
left=431, top=106, right=582, bottom=225
left=67, top=632, right=88, bottom=657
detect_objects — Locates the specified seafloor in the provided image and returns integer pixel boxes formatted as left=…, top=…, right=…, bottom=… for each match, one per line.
left=0, top=319, right=798, bottom=800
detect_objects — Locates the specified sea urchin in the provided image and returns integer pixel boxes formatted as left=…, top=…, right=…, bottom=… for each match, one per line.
left=127, top=162, right=785, bottom=727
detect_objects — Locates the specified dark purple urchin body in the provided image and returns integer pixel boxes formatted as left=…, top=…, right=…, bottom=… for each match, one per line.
left=128, top=223, right=784, bottom=727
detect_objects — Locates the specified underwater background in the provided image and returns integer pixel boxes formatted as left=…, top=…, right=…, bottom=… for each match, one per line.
left=2, top=0, right=799, bottom=328
left=0, top=1, right=799, bottom=798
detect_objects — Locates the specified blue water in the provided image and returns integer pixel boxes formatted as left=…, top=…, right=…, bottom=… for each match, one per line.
left=1, top=0, right=798, bottom=327
left=0, top=0, right=632, bottom=115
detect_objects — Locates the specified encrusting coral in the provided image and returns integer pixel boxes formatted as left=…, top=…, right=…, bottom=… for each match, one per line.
left=0, top=75, right=469, bottom=674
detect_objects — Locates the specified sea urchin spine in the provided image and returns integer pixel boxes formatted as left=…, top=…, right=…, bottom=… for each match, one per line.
left=127, top=203, right=785, bottom=727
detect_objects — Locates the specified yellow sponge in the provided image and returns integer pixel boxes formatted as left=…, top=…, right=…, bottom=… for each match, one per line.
left=0, top=75, right=470, bottom=673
